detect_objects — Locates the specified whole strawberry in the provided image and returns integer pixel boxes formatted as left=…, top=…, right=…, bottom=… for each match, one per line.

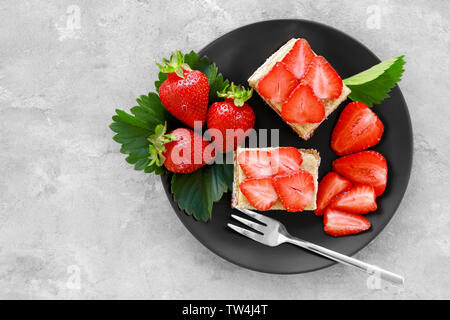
left=206, top=83, right=255, bottom=153
left=158, top=52, right=209, bottom=128
left=148, top=123, right=215, bottom=174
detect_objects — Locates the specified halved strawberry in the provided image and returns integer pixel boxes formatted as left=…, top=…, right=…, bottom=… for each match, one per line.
left=323, top=208, right=371, bottom=237
left=302, top=56, right=343, bottom=100
left=257, top=62, right=299, bottom=104
left=332, top=150, right=388, bottom=197
left=272, top=170, right=314, bottom=212
left=239, top=178, right=278, bottom=211
left=237, top=150, right=273, bottom=179
left=330, top=184, right=377, bottom=213
left=331, top=102, right=384, bottom=156
left=281, top=39, right=315, bottom=79
left=281, top=84, right=325, bottom=124
left=270, top=147, right=303, bottom=175
left=315, top=172, right=352, bottom=216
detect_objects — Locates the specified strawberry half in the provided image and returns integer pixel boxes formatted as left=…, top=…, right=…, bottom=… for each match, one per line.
left=281, top=39, right=315, bottom=79
left=331, top=102, right=385, bottom=156
left=330, top=184, right=377, bottom=214
left=281, top=84, right=325, bottom=124
left=272, top=170, right=315, bottom=212
left=332, top=150, right=388, bottom=197
left=323, top=208, right=371, bottom=237
left=315, top=172, right=352, bottom=216
left=257, top=62, right=299, bottom=104
left=237, top=150, right=273, bottom=179
left=239, top=178, right=278, bottom=211
left=270, top=147, right=303, bottom=176
left=302, top=56, right=343, bottom=100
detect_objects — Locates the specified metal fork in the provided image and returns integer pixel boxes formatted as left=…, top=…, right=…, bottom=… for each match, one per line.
left=229, top=208, right=404, bottom=285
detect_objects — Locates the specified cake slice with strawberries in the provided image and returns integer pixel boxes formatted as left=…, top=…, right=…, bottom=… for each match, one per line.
left=231, top=147, right=321, bottom=211
left=248, top=38, right=351, bottom=140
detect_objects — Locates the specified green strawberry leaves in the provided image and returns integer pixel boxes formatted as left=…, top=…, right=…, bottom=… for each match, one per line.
left=344, top=55, right=406, bottom=107
left=157, top=51, right=192, bottom=78
left=148, top=122, right=177, bottom=167
left=172, top=161, right=234, bottom=222
left=218, top=82, right=253, bottom=107
left=110, top=92, right=174, bottom=175
left=111, top=51, right=231, bottom=221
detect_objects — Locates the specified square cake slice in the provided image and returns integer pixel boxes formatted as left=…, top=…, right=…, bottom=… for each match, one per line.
left=248, top=38, right=351, bottom=140
left=231, top=147, right=321, bottom=211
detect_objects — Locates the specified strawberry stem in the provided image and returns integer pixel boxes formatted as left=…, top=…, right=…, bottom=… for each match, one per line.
left=147, top=122, right=176, bottom=167
left=156, top=51, right=192, bottom=79
left=217, top=82, right=253, bottom=107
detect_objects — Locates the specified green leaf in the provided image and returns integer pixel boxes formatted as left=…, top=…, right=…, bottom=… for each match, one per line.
left=154, top=72, right=168, bottom=92
left=110, top=92, right=173, bottom=174
left=343, top=56, right=406, bottom=107
left=171, top=163, right=234, bottom=222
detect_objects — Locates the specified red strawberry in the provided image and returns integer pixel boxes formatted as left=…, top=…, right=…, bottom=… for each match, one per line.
left=237, top=150, right=273, bottom=179
left=302, top=56, right=343, bottom=100
left=148, top=123, right=214, bottom=174
left=270, top=147, right=303, bottom=175
left=315, top=172, right=352, bottom=216
left=207, top=83, right=255, bottom=153
left=281, top=84, right=325, bottom=124
left=239, top=178, right=278, bottom=211
left=332, top=151, right=388, bottom=197
left=272, top=170, right=315, bottom=212
left=281, top=39, right=315, bottom=79
left=331, top=102, right=384, bottom=155
left=158, top=52, right=209, bottom=128
left=330, top=184, right=377, bottom=214
left=323, top=208, right=371, bottom=237
left=257, top=62, right=299, bottom=104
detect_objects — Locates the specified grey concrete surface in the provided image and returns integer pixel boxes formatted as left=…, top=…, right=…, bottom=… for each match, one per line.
left=0, top=0, right=449, bottom=299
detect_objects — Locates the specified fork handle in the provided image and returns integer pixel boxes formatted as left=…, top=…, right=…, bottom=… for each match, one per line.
left=286, top=237, right=404, bottom=285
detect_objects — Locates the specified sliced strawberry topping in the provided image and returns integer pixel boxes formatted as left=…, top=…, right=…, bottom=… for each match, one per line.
left=331, top=102, right=384, bottom=155
left=272, top=170, right=315, bottom=212
left=237, top=150, right=273, bottom=179
left=302, top=56, right=343, bottom=100
left=270, top=147, right=303, bottom=176
left=281, top=84, right=325, bottom=124
left=257, top=62, right=299, bottom=104
left=281, top=39, right=315, bottom=79
left=332, top=150, right=388, bottom=197
left=315, top=172, right=352, bottom=216
left=239, top=178, right=278, bottom=211
left=330, top=184, right=377, bottom=214
left=323, top=208, right=371, bottom=237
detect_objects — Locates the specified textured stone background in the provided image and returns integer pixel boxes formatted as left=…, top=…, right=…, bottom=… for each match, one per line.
left=0, top=0, right=449, bottom=299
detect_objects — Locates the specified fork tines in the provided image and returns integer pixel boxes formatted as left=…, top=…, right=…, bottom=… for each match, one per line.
left=227, top=209, right=272, bottom=241
left=230, top=214, right=265, bottom=233
left=236, top=208, right=272, bottom=225
left=227, top=222, right=261, bottom=240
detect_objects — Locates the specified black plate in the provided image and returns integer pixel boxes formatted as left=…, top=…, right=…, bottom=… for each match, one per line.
left=161, top=19, right=413, bottom=274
